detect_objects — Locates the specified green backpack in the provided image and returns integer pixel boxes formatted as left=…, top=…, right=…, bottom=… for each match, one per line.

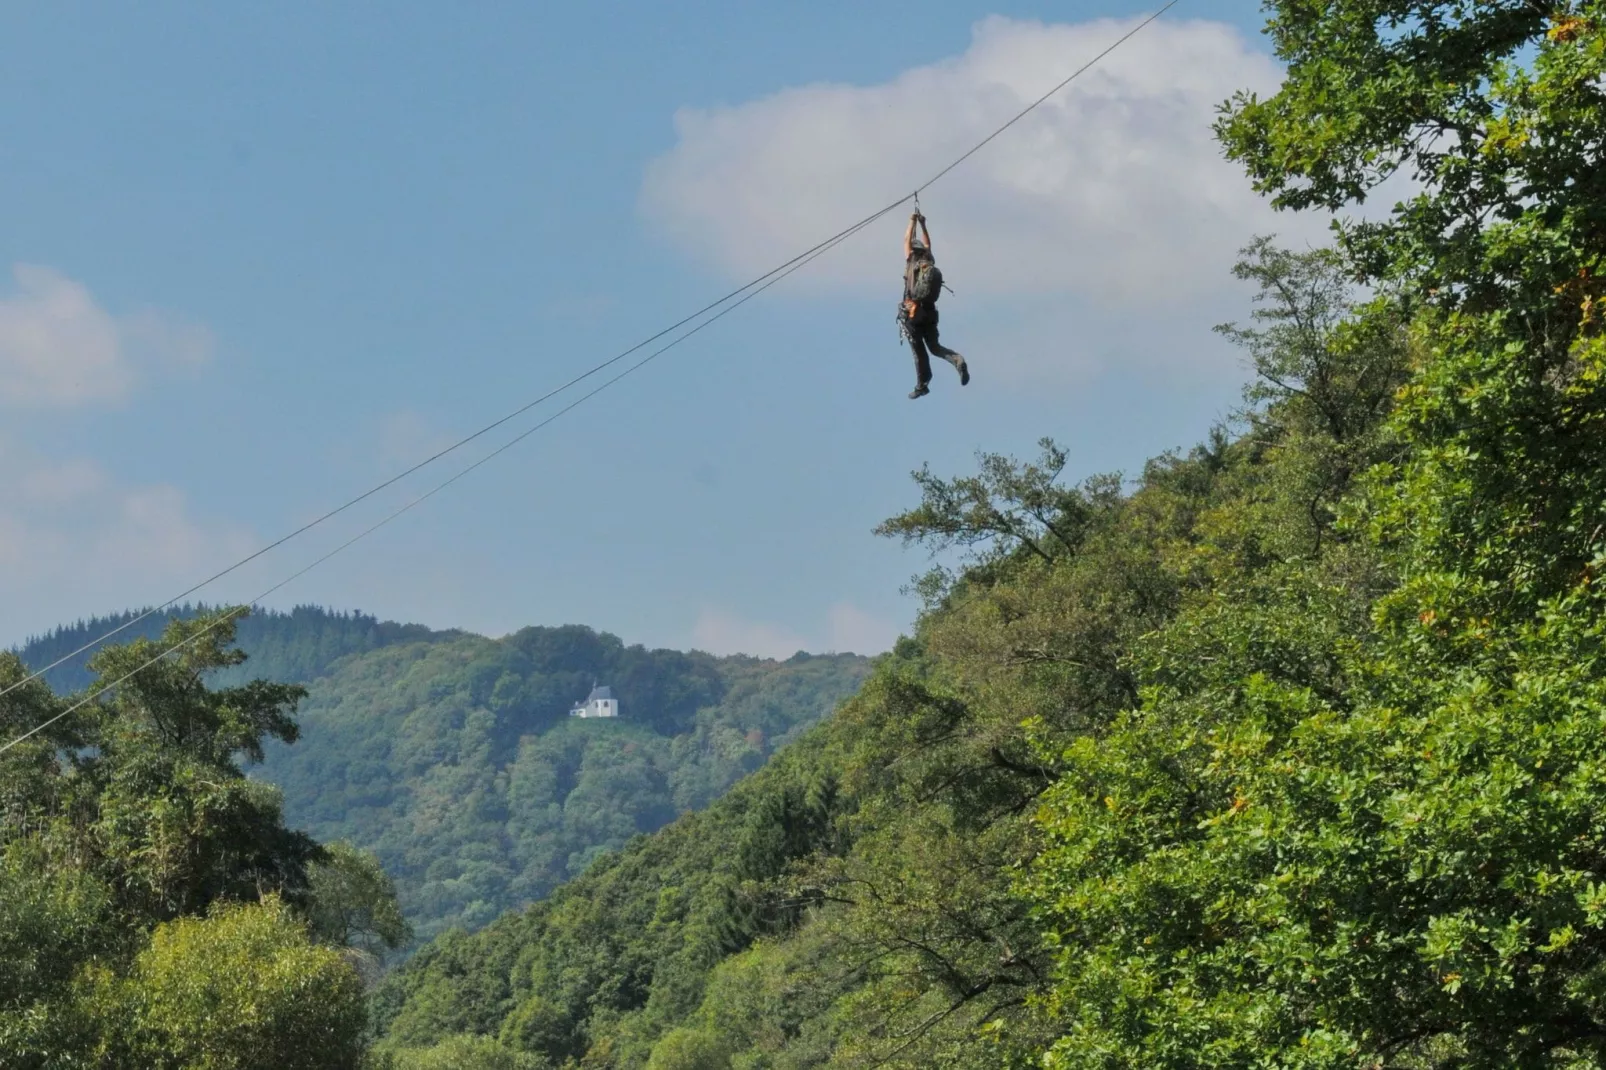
left=906, top=258, right=943, bottom=304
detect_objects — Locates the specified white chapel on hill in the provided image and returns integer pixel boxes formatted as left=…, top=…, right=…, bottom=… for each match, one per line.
left=570, top=684, right=619, bottom=719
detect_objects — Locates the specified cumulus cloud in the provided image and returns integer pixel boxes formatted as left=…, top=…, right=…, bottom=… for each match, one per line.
left=120, top=307, right=216, bottom=372
left=0, top=436, right=255, bottom=645
left=692, top=602, right=899, bottom=659
left=0, top=265, right=214, bottom=408
left=825, top=603, right=898, bottom=655
left=642, top=16, right=1331, bottom=384
left=692, top=607, right=810, bottom=660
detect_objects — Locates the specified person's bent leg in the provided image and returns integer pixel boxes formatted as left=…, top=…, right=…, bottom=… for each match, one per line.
left=923, top=324, right=969, bottom=386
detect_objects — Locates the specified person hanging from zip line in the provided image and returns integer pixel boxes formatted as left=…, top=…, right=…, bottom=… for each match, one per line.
left=899, top=210, right=969, bottom=400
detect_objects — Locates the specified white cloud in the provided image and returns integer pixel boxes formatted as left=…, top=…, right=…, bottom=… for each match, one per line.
left=692, top=607, right=810, bottom=661
left=642, top=16, right=1332, bottom=385
left=826, top=602, right=898, bottom=656
left=0, top=435, right=256, bottom=645
left=691, top=602, right=899, bottom=659
left=0, top=265, right=214, bottom=408
left=0, top=266, right=128, bottom=407
left=120, top=307, right=216, bottom=371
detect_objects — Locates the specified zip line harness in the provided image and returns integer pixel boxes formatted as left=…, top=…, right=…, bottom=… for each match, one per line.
left=897, top=200, right=955, bottom=345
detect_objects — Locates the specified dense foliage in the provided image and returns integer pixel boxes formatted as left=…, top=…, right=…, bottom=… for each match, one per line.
left=0, top=615, right=406, bottom=1068
left=256, top=627, right=869, bottom=943
left=375, top=4, right=1606, bottom=1064
left=18, top=609, right=869, bottom=946
left=1022, top=1, right=1606, bottom=1062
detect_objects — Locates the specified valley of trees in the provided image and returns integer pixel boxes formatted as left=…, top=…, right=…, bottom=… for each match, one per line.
left=8, top=0, right=1606, bottom=1066
left=1, top=610, right=868, bottom=1068
left=257, top=628, right=871, bottom=942
left=18, top=612, right=872, bottom=946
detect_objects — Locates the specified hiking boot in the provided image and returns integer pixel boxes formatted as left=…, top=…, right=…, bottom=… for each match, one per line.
left=940, top=351, right=970, bottom=386
left=909, top=383, right=930, bottom=400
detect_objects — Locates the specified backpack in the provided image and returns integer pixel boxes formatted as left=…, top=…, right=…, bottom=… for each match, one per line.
left=906, top=258, right=943, bottom=304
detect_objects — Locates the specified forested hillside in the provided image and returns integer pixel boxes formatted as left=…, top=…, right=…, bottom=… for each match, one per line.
left=374, top=238, right=1408, bottom=1065
left=258, top=628, right=870, bottom=941
left=0, top=608, right=867, bottom=1067
left=375, top=2, right=1606, bottom=1063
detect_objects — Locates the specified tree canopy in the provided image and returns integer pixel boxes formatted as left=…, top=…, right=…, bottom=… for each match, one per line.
left=257, top=628, right=869, bottom=943
left=0, top=613, right=404, bottom=1068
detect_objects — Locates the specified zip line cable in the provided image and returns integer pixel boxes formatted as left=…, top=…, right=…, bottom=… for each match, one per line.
left=0, top=2, right=1179, bottom=753
left=0, top=192, right=916, bottom=705
left=0, top=210, right=888, bottom=756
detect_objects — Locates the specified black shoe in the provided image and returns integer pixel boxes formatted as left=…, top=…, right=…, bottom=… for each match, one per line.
left=909, top=383, right=930, bottom=399
left=941, top=351, right=970, bottom=386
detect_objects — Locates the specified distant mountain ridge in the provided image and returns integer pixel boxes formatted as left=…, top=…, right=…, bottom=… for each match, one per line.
left=14, top=604, right=455, bottom=694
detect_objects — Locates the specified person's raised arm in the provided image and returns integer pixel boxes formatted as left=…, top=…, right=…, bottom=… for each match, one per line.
left=904, top=213, right=919, bottom=259
left=917, top=215, right=932, bottom=256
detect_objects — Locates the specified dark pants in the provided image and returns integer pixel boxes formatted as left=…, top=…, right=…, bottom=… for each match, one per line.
left=905, top=304, right=963, bottom=386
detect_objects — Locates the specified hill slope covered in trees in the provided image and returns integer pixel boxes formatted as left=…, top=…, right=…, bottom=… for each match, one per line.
left=257, top=628, right=870, bottom=942
left=374, top=2, right=1606, bottom=1061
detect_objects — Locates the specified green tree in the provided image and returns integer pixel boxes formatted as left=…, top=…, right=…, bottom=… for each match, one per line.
left=0, top=840, right=119, bottom=1067
left=1219, top=0, right=1606, bottom=607
left=381, top=1034, right=550, bottom=1070
left=79, top=615, right=318, bottom=920
left=1217, top=0, right=1606, bottom=311
left=101, top=896, right=367, bottom=1070
left=0, top=613, right=394, bottom=1068
left=645, top=1027, right=730, bottom=1070
left=875, top=439, right=1110, bottom=604
left=308, top=841, right=413, bottom=956
left=1015, top=5, right=1606, bottom=1063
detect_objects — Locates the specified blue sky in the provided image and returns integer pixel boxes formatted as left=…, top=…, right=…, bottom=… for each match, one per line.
left=0, top=1, right=1306, bottom=658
